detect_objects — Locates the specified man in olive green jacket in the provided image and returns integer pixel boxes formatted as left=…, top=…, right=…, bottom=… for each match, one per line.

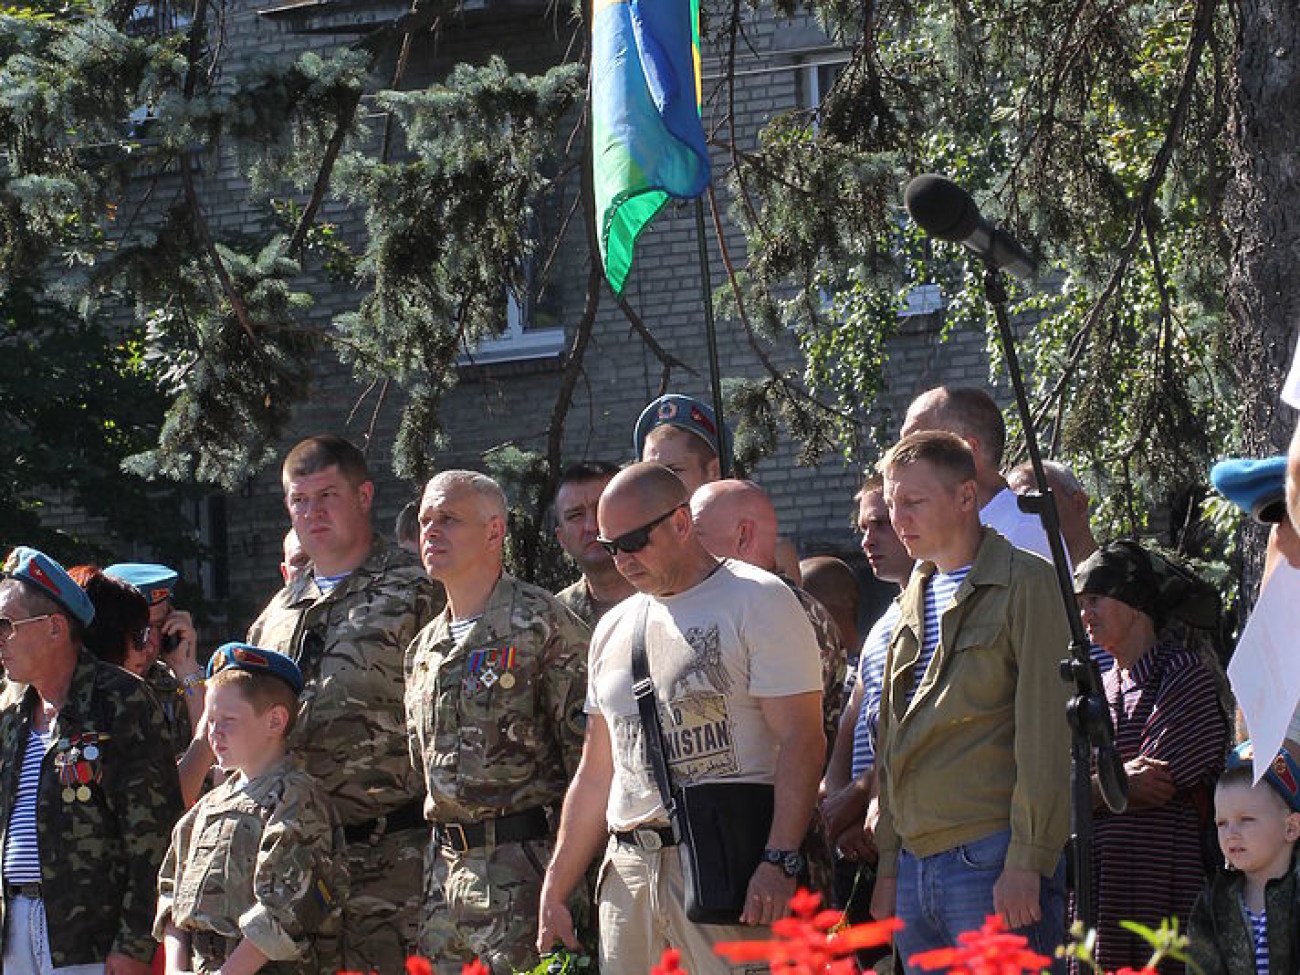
left=869, top=431, right=1071, bottom=972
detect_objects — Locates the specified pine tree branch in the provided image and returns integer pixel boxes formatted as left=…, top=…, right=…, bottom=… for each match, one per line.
left=288, top=89, right=362, bottom=259
left=546, top=258, right=602, bottom=482
left=704, top=184, right=854, bottom=422
left=1028, top=0, right=1217, bottom=432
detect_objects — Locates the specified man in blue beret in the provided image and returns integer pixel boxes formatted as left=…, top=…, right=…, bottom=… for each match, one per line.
left=0, top=547, right=183, bottom=975
left=634, top=394, right=732, bottom=495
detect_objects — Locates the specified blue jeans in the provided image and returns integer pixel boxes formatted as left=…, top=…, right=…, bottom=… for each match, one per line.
left=894, top=829, right=1066, bottom=975
left=1, top=894, right=105, bottom=975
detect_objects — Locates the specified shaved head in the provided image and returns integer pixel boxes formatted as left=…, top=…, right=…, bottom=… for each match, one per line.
left=601, top=462, right=690, bottom=521
left=598, top=462, right=715, bottom=597
left=800, top=556, right=861, bottom=650
left=689, top=479, right=779, bottom=570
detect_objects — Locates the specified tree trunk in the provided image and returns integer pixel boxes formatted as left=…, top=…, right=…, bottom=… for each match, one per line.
left=1225, top=0, right=1300, bottom=597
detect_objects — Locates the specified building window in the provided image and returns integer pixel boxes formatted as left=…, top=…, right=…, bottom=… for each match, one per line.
left=457, top=285, right=567, bottom=366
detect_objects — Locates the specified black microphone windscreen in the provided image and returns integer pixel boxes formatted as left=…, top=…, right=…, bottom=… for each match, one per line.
left=904, top=174, right=980, bottom=242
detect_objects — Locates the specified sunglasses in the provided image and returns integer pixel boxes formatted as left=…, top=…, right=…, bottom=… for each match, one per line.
left=209, top=644, right=271, bottom=675
left=596, top=504, right=685, bottom=556
left=0, top=614, right=55, bottom=640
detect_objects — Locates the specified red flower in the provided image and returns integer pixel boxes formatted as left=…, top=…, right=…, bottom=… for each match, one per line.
left=460, top=962, right=491, bottom=975
left=714, top=887, right=902, bottom=974
left=910, top=916, right=1053, bottom=975
left=651, top=946, right=689, bottom=975
left=405, top=958, right=434, bottom=975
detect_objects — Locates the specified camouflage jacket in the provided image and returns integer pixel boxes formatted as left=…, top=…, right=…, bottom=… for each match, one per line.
left=155, top=754, right=347, bottom=975
left=787, top=582, right=848, bottom=748
left=406, top=573, right=590, bottom=823
left=144, top=659, right=195, bottom=760
left=554, top=577, right=622, bottom=629
left=0, top=649, right=184, bottom=966
left=247, top=535, right=441, bottom=826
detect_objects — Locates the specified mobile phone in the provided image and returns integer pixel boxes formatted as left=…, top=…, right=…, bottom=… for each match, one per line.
left=163, top=632, right=181, bottom=653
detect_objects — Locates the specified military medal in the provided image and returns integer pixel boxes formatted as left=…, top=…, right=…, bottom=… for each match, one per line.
left=498, top=645, right=518, bottom=689
left=54, top=733, right=107, bottom=802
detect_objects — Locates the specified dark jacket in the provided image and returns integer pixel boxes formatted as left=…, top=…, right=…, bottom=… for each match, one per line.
left=1187, top=859, right=1300, bottom=975
left=0, top=649, right=184, bottom=966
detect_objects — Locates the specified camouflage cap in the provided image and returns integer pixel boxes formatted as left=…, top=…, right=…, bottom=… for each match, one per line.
left=1226, top=740, right=1300, bottom=813
left=207, top=642, right=304, bottom=695
left=1073, top=540, right=1160, bottom=619
left=1210, top=456, right=1287, bottom=525
left=633, top=394, right=733, bottom=467
left=103, top=563, right=178, bottom=606
left=3, top=546, right=96, bottom=627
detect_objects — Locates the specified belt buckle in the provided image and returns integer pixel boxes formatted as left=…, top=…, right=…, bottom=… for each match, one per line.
left=444, top=822, right=469, bottom=852
left=634, top=827, right=663, bottom=851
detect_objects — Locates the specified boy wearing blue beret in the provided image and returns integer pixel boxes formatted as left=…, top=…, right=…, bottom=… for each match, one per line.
left=155, top=644, right=347, bottom=975
left=1188, top=742, right=1300, bottom=975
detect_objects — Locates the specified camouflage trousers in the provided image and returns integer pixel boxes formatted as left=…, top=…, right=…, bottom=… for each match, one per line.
left=420, top=834, right=592, bottom=975
left=329, top=825, right=425, bottom=974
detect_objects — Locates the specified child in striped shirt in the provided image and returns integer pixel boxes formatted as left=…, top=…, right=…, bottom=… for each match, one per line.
left=1188, top=742, right=1300, bottom=975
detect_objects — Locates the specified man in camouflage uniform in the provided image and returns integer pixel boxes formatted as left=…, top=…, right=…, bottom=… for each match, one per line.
left=553, top=461, right=634, bottom=627
left=246, top=435, right=442, bottom=974
left=0, top=547, right=184, bottom=975
left=406, top=470, right=590, bottom=973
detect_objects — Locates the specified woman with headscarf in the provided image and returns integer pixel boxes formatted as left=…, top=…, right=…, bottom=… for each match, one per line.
left=1075, top=541, right=1229, bottom=973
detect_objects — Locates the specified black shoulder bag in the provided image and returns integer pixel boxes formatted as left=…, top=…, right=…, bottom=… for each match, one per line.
left=630, top=601, right=775, bottom=924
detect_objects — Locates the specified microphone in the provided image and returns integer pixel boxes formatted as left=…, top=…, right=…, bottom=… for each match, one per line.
left=903, top=174, right=1038, bottom=282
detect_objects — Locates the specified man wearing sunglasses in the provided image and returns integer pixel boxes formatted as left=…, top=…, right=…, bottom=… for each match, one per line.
left=537, top=462, right=826, bottom=975
left=246, top=435, right=442, bottom=974
left=406, top=469, right=591, bottom=972
left=0, top=547, right=183, bottom=975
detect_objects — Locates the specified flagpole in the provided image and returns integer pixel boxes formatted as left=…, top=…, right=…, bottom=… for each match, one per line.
left=695, top=196, right=730, bottom=478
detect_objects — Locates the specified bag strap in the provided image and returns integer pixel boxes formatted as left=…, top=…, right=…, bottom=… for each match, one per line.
left=630, top=600, right=676, bottom=814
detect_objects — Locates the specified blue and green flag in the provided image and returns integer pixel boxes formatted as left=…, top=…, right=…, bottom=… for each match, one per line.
left=591, top=0, right=711, bottom=295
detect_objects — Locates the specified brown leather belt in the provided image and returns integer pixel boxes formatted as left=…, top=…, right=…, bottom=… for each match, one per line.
left=3, top=882, right=41, bottom=899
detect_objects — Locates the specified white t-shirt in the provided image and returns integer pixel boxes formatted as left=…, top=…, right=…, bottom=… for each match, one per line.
left=587, top=559, right=823, bottom=831
left=981, top=487, right=1064, bottom=565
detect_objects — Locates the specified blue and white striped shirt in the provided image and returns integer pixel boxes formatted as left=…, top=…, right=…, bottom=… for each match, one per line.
left=3, top=726, right=51, bottom=885
left=1247, top=906, right=1268, bottom=975
left=851, top=603, right=898, bottom=780
left=904, top=566, right=972, bottom=709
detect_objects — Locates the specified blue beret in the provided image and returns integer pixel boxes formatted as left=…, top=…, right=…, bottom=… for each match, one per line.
left=633, top=394, right=733, bottom=468
left=103, top=563, right=178, bottom=605
left=1226, top=740, right=1300, bottom=813
left=1210, top=456, right=1287, bottom=524
left=207, top=642, right=304, bottom=695
left=2, top=547, right=96, bottom=628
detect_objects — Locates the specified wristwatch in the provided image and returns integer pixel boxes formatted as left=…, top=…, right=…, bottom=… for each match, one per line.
left=761, top=847, right=806, bottom=878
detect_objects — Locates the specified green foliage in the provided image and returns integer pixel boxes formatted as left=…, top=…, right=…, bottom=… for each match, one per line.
left=331, top=56, right=584, bottom=481
left=719, top=0, right=1236, bottom=548
left=0, top=280, right=197, bottom=563
left=483, top=445, right=571, bottom=592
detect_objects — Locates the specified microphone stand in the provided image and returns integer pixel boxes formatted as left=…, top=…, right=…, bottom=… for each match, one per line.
left=981, top=264, right=1128, bottom=931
